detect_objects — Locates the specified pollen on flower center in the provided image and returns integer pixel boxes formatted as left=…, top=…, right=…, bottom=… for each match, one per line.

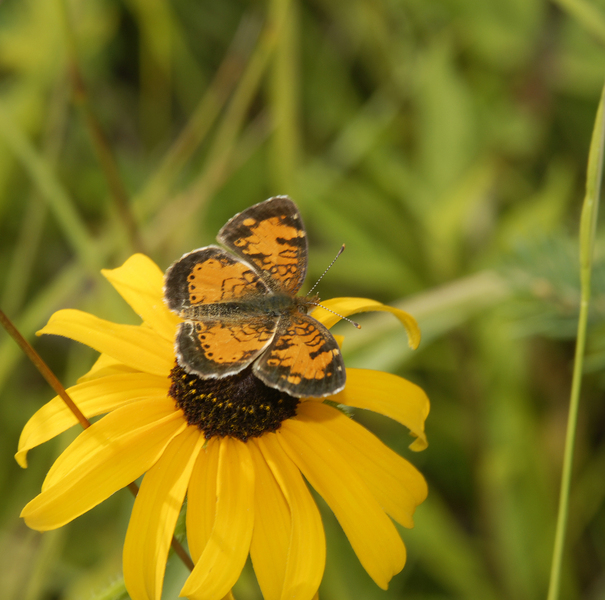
left=168, top=362, right=300, bottom=441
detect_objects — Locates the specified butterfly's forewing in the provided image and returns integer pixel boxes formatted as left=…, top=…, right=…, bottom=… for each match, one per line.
left=217, top=196, right=308, bottom=295
left=253, top=313, right=346, bottom=398
left=164, top=246, right=268, bottom=315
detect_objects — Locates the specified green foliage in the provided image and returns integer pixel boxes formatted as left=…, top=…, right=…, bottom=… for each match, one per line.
left=1, top=0, right=605, bottom=598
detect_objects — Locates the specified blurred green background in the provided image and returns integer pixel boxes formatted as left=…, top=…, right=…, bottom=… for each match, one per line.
left=1, top=0, right=605, bottom=598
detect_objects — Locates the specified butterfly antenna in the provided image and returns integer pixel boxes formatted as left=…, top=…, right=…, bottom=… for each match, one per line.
left=307, top=244, right=361, bottom=329
left=308, top=301, right=361, bottom=329
left=307, top=244, right=346, bottom=296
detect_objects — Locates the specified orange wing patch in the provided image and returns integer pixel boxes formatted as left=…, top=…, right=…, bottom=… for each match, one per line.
left=253, top=314, right=346, bottom=397
left=164, top=247, right=266, bottom=315
left=263, top=320, right=335, bottom=377
left=218, top=196, right=308, bottom=294
left=233, top=216, right=305, bottom=290
left=194, top=320, right=275, bottom=364
left=175, top=317, right=276, bottom=378
left=186, top=255, right=259, bottom=305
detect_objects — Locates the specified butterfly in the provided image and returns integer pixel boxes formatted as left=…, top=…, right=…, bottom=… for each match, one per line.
left=163, top=196, right=346, bottom=398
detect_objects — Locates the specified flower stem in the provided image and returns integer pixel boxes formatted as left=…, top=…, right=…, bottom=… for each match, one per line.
left=547, top=83, right=605, bottom=600
left=0, top=307, right=90, bottom=430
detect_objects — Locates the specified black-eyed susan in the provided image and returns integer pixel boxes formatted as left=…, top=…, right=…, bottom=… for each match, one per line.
left=17, top=254, right=429, bottom=600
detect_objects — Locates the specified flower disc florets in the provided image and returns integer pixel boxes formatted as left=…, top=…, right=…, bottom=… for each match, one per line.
left=168, top=362, right=300, bottom=441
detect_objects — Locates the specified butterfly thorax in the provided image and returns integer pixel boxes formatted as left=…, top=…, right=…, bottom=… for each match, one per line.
left=179, top=293, right=319, bottom=321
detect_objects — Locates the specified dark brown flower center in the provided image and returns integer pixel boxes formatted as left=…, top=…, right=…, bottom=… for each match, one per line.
left=168, top=362, right=300, bottom=441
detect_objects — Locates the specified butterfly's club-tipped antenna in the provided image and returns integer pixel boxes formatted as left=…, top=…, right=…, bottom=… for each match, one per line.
left=306, top=244, right=361, bottom=329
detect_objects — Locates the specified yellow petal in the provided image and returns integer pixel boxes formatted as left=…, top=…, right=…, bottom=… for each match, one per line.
left=256, top=434, right=325, bottom=600
left=312, top=297, right=421, bottom=349
left=180, top=438, right=255, bottom=600
left=21, top=400, right=186, bottom=531
left=123, top=426, right=204, bottom=600
left=16, top=373, right=168, bottom=468
left=248, top=440, right=290, bottom=600
left=279, top=419, right=406, bottom=590
left=335, top=368, right=429, bottom=451
left=42, top=397, right=181, bottom=491
left=186, top=437, right=220, bottom=562
left=77, top=353, right=140, bottom=382
left=296, top=402, right=427, bottom=526
left=102, top=254, right=180, bottom=342
left=37, top=309, right=174, bottom=376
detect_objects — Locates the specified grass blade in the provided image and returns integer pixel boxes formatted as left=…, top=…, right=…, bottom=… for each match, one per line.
left=547, top=81, right=605, bottom=600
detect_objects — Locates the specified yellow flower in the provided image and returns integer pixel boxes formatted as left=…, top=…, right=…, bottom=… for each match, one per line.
left=17, top=254, right=429, bottom=600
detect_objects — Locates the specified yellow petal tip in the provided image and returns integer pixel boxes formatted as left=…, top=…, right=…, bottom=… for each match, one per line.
left=15, top=451, right=28, bottom=468
left=409, top=436, right=428, bottom=451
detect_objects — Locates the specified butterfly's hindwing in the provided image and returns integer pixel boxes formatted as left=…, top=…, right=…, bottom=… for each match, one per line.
left=253, top=312, right=346, bottom=398
left=176, top=316, right=278, bottom=378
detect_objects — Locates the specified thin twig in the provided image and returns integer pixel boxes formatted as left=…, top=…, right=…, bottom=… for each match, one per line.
left=0, top=308, right=90, bottom=429
left=58, top=0, right=145, bottom=254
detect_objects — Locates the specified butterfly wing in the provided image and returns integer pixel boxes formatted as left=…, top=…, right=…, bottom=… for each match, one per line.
left=253, top=313, right=346, bottom=398
left=164, top=246, right=277, bottom=378
left=175, top=317, right=277, bottom=378
left=217, top=196, right=308, bottom=295
left=164, top=246, right=269, bottom=315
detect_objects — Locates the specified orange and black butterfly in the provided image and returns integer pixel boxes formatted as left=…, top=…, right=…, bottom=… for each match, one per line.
left=163, top=196, right=345, bottom=398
